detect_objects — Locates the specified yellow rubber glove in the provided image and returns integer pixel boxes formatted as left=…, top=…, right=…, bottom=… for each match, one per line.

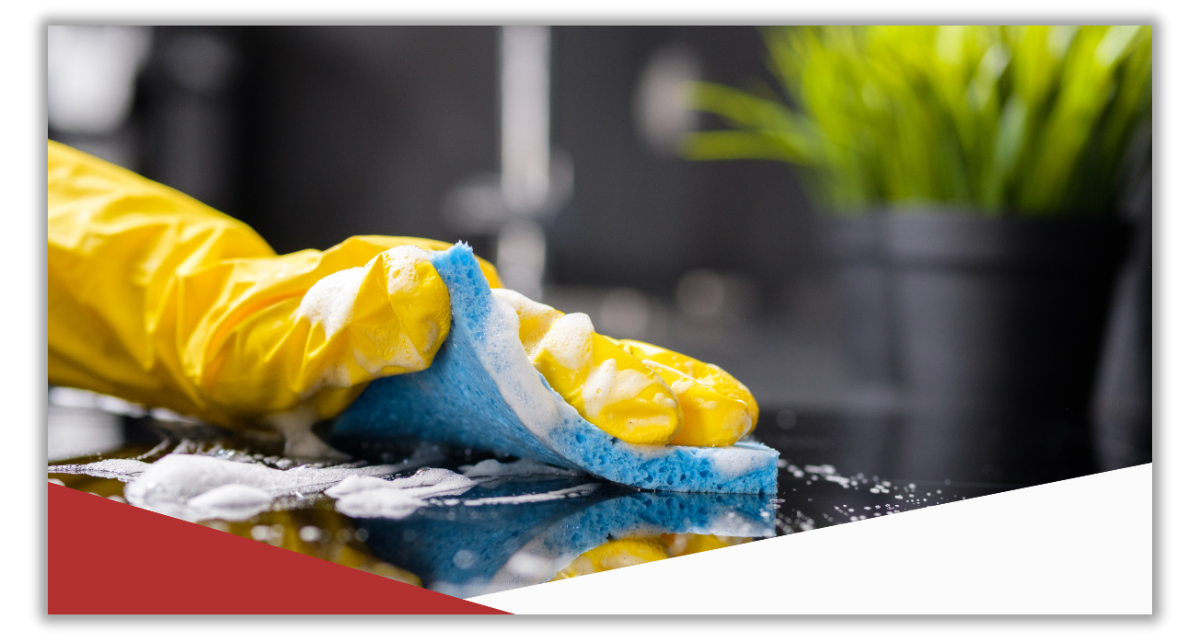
left=49, top=140, right=500, bottom=446
left=48, top=141, right=757, bottom=452
left=490, top=290, right=758, bottom=446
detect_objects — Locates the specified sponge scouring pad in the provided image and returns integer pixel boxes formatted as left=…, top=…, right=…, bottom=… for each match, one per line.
left=331, top=244, right=779, bottom=494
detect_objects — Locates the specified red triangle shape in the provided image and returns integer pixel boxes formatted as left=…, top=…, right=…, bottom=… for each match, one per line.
left=48, top=482, right=509, bottom=615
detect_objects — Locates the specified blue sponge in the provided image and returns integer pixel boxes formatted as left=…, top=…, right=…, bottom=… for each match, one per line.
left=332, top=244, right=779, bottom=494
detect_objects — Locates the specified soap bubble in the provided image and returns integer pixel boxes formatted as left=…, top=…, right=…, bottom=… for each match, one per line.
left=453, top=549, right=477, bottom=569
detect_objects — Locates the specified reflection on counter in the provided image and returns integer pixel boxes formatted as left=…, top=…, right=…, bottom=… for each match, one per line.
left=360, top=479, right=773, bottom=597
left=48, top=393, right=1059, bottom=598
left=551, top=533, right=754, bottom=581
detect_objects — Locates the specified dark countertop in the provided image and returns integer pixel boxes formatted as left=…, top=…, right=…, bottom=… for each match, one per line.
left=47, top=400, right=1114, bottom=598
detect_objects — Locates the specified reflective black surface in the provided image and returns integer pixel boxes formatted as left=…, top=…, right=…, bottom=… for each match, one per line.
left=758, top=408, right=1103, bottom=487
left=47, top=401, right=1124, bottom=598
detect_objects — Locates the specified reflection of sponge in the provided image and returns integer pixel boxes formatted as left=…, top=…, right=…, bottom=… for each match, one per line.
left=361, top=480, right=774, bottom=597
left=331, top=244, right=779, bottom=494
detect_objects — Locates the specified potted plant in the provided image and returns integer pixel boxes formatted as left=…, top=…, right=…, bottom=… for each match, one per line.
left=684, top=26, right=1152, bottom=430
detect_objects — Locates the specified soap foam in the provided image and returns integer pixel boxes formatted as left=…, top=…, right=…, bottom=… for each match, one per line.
left=726, top=407, right=753, bottom=436
left=460, top=483, right=599, bottom=507
left=297, top=266, right=367, bottom=337
left=333, top=492, right=426, bottom=520
left=296, top=248, right=435, bottom=398
left=48, top=458, right=150, bottom=482
left=459, top=458, right=581, bottom=479
left=474, top=297, right=564, bottom=440
left=580, top=358, right=656, bottom=420
left=324, top=474, right=395, bottom=497
left=669, top=377, right=695, bottom=396
left=327, top=467, right=477, bottom=518
left=709, top=446, right=765, bottom=478
left=381, top=245, right=431, bottom=297
left=123, top=453, right=402, bottom=521
left=535, top=313, right=594, bottom=371
left=358, top=247, right=435, bottom=374
left=327, top=467, right=475, bottom=498
left=491, top=288, right=556, bottom=319
left=491, top=289, right=562, bottom=354
left=263, top=403, right=351, bottom=461
left=186, top=484, right=273, bottom=522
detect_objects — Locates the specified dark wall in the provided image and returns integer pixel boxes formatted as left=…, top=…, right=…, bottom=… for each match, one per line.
left=237, top=26, right=499, bottom=255
left=548, top=27, right=820, bottom=298
left=133, top=26, right=822, bottom=305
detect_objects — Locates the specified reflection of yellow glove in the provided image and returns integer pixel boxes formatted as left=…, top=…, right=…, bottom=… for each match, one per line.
left=550, top=534, right=752, bottom=581
left=48, top=141, right=757, bottom=451
left=49, top=140, right=499, bottom=439
left=221, top=511, right=421, bottom=587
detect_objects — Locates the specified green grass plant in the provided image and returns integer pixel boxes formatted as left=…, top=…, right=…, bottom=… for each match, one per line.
left=684, top=26, right=1152, bottom=217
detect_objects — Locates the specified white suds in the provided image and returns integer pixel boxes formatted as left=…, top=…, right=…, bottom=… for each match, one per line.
left=725, top=406, right=753, bottom=436
left=460, top=483, right=598, bottom=507
left=323, top=475, right=395, bottom=497
left=712, top=509, right=770, bottom=537
left=304, top=362, right=354, bottom=395
left=580, top=358, right=657, bottom=420
left=297, top=266, right=368, bottom=337
left=327, top=467, right=476, bottom=519
left=533, top=313, right=594, bottom=371
left=473, top=296, right=566, bottom=441
left=374, top=245, right=440, bottom=361
left=491, top=289, right=556, bottom=318
left=824, top=474, right=852, bottom=487
left=459, top=458, right=581, bottom=479
left=330, top=491, right=421, bottom=519
left=708, top=445, right=772, bottom=478
left=263, top=403, right=351, bottom=461
left=381, top=245, right=431, bottom=296
left=186, top=484, right=273, bottom=522
left=326, top=467, right=474, bottom=498
left=294, top=247, right=435, bottom=398
left=504, top=551, right=557, bottom=579
left=123, top=454, right=402, bottom=522
left=491, top=289, right=562, bottom=354
left=669, top=377, right=695, bottom=396
left=47, top=458, right=151, bottom=482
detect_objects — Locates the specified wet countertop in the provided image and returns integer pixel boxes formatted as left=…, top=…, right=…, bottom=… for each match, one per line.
left=47, top=393, right=1100, bottom=598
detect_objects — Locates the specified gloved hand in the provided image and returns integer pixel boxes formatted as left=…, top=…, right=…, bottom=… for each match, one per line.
left=48, top=141, right=757, bottom=454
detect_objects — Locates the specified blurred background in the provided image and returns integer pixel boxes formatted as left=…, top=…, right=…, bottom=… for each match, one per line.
left=47, top=25, right=1152, bottom=485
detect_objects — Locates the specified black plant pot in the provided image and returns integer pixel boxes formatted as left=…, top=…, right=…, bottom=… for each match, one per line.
left=822, top=216, right=897, bottom=390
left=820, top=212, right=1131, bottom=481
left=882, top=213, right=1129, bottom=423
